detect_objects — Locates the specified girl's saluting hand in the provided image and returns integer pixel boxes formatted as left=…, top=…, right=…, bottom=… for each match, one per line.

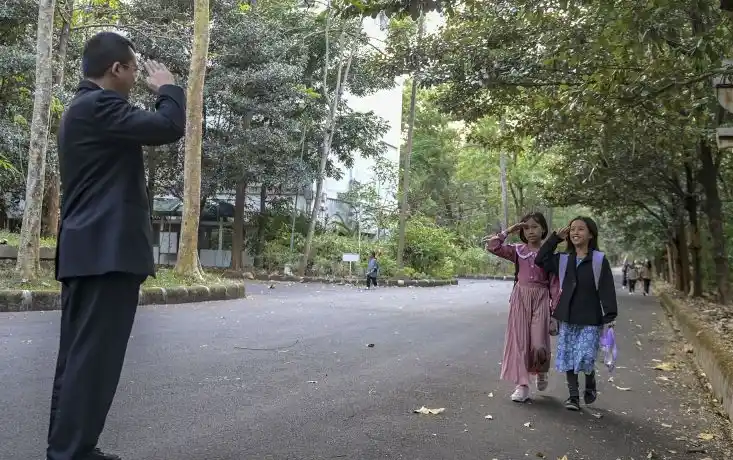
left=506, top=222, right=525, bottom=234
left=556, top=225, right=570, bottom=240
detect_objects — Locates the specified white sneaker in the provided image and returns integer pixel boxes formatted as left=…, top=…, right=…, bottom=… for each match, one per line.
left=510, top=385, right=530, bottom=402
left=536, top=373, right=548, bottom=392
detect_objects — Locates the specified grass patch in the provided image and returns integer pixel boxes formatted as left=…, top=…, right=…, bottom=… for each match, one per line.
left=0, top=230, right=57, bottom=248
left=0, top=266, right=225, bottom=291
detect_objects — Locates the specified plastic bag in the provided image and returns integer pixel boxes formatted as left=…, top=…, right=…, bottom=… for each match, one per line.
left=600, top=326, right=617, bottom=375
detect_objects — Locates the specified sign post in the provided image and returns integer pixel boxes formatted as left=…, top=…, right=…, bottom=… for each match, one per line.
left=342, top=253, right=360, bottom=277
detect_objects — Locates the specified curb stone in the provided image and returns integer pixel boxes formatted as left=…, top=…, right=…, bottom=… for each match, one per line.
left=248, top=274, right=459, bottom=287
left=659, top=292, right=733, bottom=421
left=0, top=282, right=246, bottom=313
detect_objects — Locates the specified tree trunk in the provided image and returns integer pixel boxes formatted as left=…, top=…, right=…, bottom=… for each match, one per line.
left=667, top=241, right=676, bottom=286
left=684, top=162, right=703, bottom=297
left=0, top=196, right=7, bottom=229
left=499, top=152, right=509, bottom=228
left=174, top=0, right=210, bottom=280
left=397, top=70, right=419, bottom=268
left=299, top=18, right=353, bottom=276
left=41, top=0, right=73, bottom=239
left=674, top=218, right=691, bottom=294
left=230, top=179, right=246, bottom=271
left=16, top=0, right=56, bottom=280
left=698, top=138, right=730, bottom=303
left=255, top=183, right=267, bottom=269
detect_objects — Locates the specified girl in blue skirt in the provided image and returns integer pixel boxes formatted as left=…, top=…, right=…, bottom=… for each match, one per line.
left=537, top=216, right=618, bottom=411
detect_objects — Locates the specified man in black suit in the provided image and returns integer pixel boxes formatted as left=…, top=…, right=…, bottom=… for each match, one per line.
left=47, top=32, right=186, bottom=460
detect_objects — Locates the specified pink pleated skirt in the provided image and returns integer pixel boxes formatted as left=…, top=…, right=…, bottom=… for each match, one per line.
left=500, top=282, right=552, bottom=386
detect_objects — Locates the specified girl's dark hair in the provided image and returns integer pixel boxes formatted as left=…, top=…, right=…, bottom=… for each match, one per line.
left=370, top=251, right=376, bottom=257
left=518, top=212, right=548, bottom=243
left=565, top=216, right=600, bottom=253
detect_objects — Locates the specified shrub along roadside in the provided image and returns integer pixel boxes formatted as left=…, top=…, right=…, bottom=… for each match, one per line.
left=262, top=216, right=513, bottom=279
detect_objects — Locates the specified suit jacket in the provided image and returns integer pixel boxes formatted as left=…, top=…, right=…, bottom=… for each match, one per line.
left=55, top=80, right=186, bottom=280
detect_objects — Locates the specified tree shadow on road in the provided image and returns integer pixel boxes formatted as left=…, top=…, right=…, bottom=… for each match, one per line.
left=515, top=395, right=712, bottom=459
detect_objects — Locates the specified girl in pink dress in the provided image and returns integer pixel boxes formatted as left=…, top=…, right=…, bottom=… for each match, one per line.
left=484, top=212, right=553, bottom=402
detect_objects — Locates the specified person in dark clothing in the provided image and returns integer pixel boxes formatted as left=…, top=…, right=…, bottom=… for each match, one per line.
left=536, top=216, right=618, bottom=411
left=621, top=260, right=628, bottom=288
left=48, top=32, right=185, bottom=460
left=366, top=251, right=379, bottom=289
left=641, top=260, right=652, bottom=295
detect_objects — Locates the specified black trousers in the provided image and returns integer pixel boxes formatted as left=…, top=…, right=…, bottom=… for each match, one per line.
left=47, top=272, right=144, bottom=460
left=643, top=278, right=651, bottom=294
left=366, top=275, right=378, bottom=288
left=628, top=279, right=637, bottom=292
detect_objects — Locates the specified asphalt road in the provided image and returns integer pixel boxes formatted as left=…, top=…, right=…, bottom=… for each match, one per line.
left=1, top=279, right=730, bottom=460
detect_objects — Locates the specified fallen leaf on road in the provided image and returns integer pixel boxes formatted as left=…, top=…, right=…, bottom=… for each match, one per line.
left=536, top=453, right=546, bottom=458
left=307, top=380, right=318, bottom=384
left=523, top=421, right=532, bottom=428
left=488, top=392, right=494, bottom=398
left=485, top=414, right=493, bottom=420
left=414, top=406, right=445, bottom=415
left=592, top=413, right=603, bottom=419
left=656, top=376, right=671, bottom=382
left=615, top=385, right=632, bottom=391
left=653, top=362, right=676, bottom=372
left=366, top=343, right=375, bottom=348
left=636, top=340, right=643, bottom=347
left=660, top=423, right=672, bottom=428
left=697, top=433, right=715, bottom=441
left=558, top=456, right=568, bottom=460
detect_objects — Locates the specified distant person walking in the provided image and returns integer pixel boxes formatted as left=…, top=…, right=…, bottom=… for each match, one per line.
left=366, top=251, right=379, bottom=289
left=48, top=32, right=185, bottom=460
left=627, top=262, right=638, bottom=294
left=621, top=259, right=629, bottom=289
left=641, top=260, right=652, bottom=296
left=484, top=212, right=553, bottom=403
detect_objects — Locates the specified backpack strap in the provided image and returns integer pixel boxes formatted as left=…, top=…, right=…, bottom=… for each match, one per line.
left=592, top=251, right=605, bottom=290
left=558, top=253, right=569, bottom=287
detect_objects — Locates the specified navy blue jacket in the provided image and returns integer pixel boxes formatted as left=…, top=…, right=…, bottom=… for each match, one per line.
left=537, top=233, right=618, bottom=326
left=55, top=81, right=186, bottom=280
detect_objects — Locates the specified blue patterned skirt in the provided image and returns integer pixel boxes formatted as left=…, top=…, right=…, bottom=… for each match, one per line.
left=555, top=321, right=602, bottom=374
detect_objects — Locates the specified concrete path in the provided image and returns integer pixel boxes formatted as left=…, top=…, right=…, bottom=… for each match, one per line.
left=1, top=279, right=730, bottom=459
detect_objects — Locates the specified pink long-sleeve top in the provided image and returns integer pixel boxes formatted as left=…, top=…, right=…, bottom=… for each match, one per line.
left=486, top=231, right=549, bottom=286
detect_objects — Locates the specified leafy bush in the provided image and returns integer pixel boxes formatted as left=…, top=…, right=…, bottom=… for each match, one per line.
left=401, top=217, right=457, bottom=276
left=260, top=214, right=511, bottom=279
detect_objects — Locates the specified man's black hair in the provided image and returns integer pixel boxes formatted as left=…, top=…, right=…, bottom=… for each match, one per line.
left=82, top=32, right=135, bottom=78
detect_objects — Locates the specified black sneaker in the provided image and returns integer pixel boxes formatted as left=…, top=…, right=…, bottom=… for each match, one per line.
left=564, top=397, right=580, bottom=411
left=86, top=448, right=122, bottom=460
left=584, top=388, right=597, bottom=405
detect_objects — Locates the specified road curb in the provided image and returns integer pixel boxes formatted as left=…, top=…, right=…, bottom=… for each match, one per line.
left=0, top=282, right=246, bottom=312
left=246, top=274, right=458, bottom=287
left=659, top=292, right=733, bottom=421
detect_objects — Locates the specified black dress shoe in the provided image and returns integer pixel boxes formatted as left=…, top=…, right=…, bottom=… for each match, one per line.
left=86, top=448, right=121, bottom=460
